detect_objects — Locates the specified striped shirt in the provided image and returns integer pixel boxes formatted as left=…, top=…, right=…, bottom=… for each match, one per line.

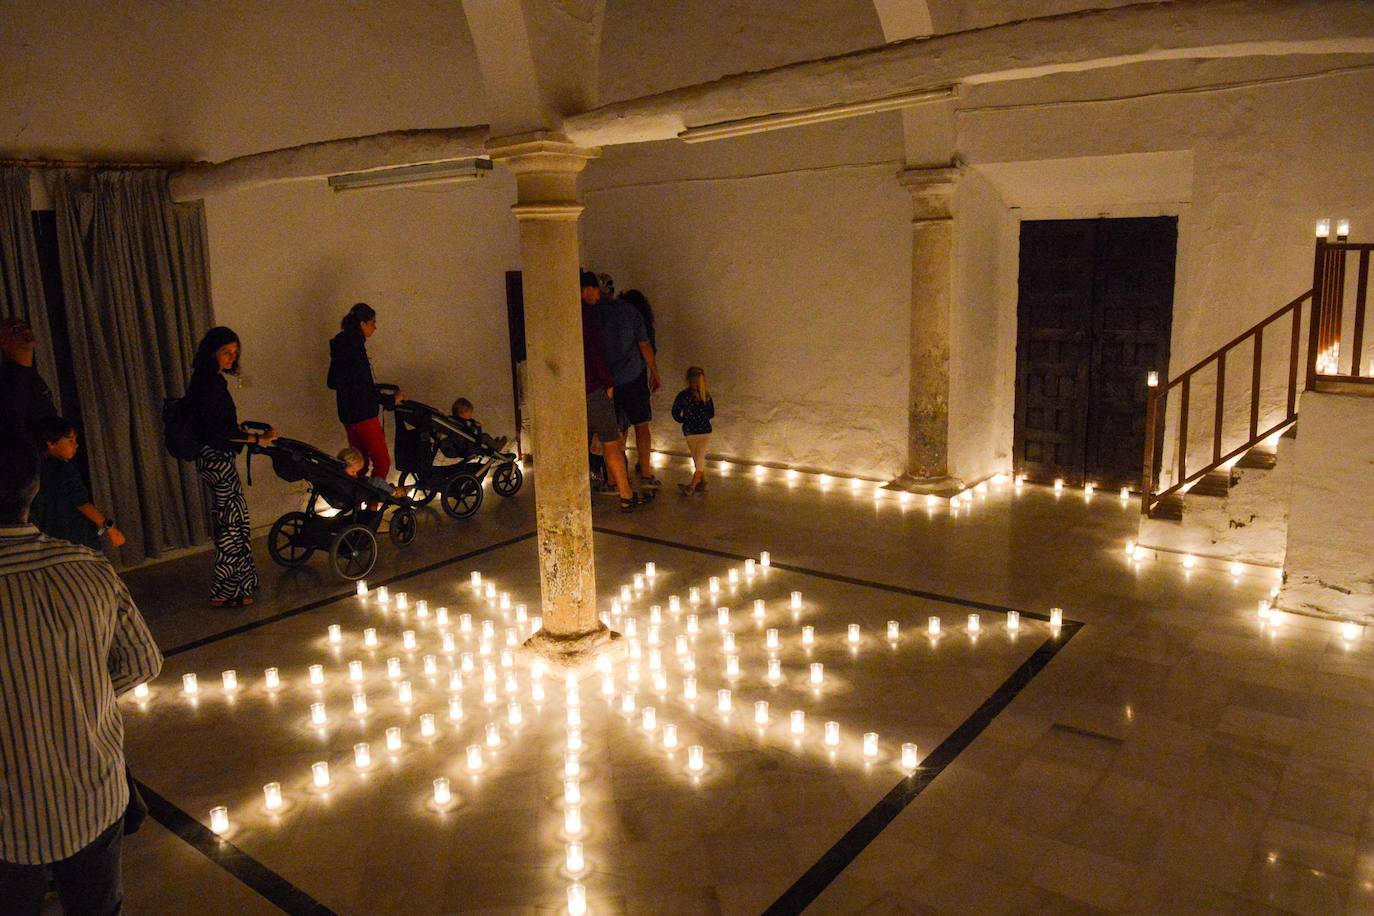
left=0, top=524, right=162, bottom=864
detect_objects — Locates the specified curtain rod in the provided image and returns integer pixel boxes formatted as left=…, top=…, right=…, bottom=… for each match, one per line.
left=0, top=158, right=209, bottom=170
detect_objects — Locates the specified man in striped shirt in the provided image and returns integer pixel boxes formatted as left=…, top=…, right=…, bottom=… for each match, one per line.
left=0, top=435, right=162, bottom=915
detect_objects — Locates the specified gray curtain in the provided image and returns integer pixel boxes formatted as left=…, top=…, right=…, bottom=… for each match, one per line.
left=0, top=167, right=61, bottom=413
left=54, top=170, right=213, bottom=562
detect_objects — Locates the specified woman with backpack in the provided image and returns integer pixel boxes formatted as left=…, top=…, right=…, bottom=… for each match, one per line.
left=187, top=327, right=276, bottom=607
left=328, top=303, right=404, bottom=485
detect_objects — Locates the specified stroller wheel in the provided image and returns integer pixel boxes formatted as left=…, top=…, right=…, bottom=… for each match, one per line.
left=492, top=461, right=524, bottom=497
left=441, top=473, right=485, bottom=519
left=267, top=511, right=315, bottom=567
left=397, top=471, right=436, bottom=506
left=330, top=524, right=378, bottom=580
left=390, top=508, right=418, bottom=547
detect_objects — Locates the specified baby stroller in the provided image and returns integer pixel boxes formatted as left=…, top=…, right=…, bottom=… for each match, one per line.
left=246, top=422, right=418, bottom=581
left=391, top=393, right=524, bottom=520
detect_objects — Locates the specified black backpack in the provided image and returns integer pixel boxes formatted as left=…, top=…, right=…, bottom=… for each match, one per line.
left=162, top=396, right=199, bottom=461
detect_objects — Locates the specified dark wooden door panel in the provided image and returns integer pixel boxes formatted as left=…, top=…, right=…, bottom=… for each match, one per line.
left=1014, top=217, right=1176, bottom=488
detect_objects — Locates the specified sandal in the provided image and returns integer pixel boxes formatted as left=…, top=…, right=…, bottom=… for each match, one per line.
left=209, top=596, right=255, bottom=608
left=678, top=483, right=695, bottom=496
left=620, top=493, right=654, bottom=512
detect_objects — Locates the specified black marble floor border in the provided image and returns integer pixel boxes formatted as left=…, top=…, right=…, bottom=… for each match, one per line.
left=764, top=623, right=1082, bottom=913
left=137, top=781, right=338, bottom=915
left=164, top=531, right=537, bottom=658
left=593, top=526, right=1077, bottom=624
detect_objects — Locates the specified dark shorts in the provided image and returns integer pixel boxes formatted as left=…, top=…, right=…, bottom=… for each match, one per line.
left=587, top=389, right=622, bottom=443
left=613, top=371, right=652, bottom=427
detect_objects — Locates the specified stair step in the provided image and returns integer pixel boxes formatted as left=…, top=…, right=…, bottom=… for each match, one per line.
left=1188, top=468, right=1238, bottom=498
left=1148, top=494, right=1184, bottom=520
left=1236, top=449, right=1277, bottom=470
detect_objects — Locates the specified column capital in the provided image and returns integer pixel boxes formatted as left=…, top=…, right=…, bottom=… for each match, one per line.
left=898, top=164, right=960, bottom=221
left=488, top=131, right=601, bottom=215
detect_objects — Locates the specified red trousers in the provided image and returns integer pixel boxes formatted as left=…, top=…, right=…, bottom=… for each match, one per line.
left=345, top=417, right=391, bottom=480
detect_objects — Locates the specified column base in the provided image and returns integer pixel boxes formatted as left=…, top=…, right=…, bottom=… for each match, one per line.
left=521, top=623, right=624, bottom=673
left=885, top=474, right=966, bottom=498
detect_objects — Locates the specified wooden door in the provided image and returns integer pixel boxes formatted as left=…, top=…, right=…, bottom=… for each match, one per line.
left=1014, top=217, right=1176, bottom=489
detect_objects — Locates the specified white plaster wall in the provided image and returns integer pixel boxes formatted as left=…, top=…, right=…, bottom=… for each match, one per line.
left=1281, top=392, right=1374, bottom=620
left=203, top=175, right=521, bottom=523
left=582, top=119, right=911, bottom=480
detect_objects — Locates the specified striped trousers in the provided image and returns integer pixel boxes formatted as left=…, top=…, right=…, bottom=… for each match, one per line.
left=195, top=447, right=259, bottom=601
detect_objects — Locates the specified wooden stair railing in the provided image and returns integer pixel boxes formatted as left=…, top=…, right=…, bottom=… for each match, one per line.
left=1141, top=229, right=1372, bottom=519
left=1141, top=290, right=1309, bottom=518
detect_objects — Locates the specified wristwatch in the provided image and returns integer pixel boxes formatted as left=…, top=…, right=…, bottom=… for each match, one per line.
left=99, top=519, right=115, bottom=536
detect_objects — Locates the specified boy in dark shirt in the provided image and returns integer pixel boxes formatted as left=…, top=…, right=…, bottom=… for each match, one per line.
left=451, top=398, right=509, bottom=454
left=29, top=417, right=125, bottom=550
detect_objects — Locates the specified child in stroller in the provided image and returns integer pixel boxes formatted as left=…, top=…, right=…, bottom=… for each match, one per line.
left=393, top=398, right=524, bottom=519
left=249, top=423, right=417, bottom=580
left=450, top=397, right=509, bottom=455
left=338, top=447, right=409, bottom=499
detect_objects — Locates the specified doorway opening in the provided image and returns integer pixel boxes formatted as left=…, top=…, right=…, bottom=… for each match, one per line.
left=1013, top=216, right=1177, bottom=490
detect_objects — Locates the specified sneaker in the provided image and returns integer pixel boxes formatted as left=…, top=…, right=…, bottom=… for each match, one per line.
left=637, top=474, right=662, bottom=489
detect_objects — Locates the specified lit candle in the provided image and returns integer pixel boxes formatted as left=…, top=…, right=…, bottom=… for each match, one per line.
left=1008, top=611, right=1020, bottom=631
left=442, top=632, right=456, bottom=654
left=649, top=648, right=662, bottom=670
left=620, top=585, right=632, bottom=603
left=566, top=841, right=585, bottom=874
left=791, top=591, right=802, bottom=610
left=514, top=604, right=526, bottom=624
left=1183, top=554, right=1196, bottom=569
left=564, top=778, right=581, bottom=805
left=348, top=660, right=364, bottom=683
left=564, top=751, right=580, bottom=777
left=1084, top=482, right=1095, bottom=497
left=507, top=701, right=522, bottom=726
left=847, top=624, right=860, bottom=645
left=433, top=777, right=451, bottom=806
left=436, top=607, right=449, bottom=626
left=968, top=614, right=980, bottom=635
left=133, top=682, right=149, bottom=700
left=598, top=675, right=612, bottom=698
left=634, top=573, right=645, bottom=591
left=363, top=628, right=378, bottom=649
left=1230, top=561, right=1243, bottom=577
left=709, top=576, right=721, bottom=595
left=1316, top=218, right=1331, bottom=238
left=421, top=713, right=436, bottom=737
left=621, top=692, right=635, bottom=714
left=642, top=706, right=657, bottom=732
left=1054, top=478, right=1064, bottom=492
left=745, top=559, right=756, bottom=576
left=209, top=806, right=229, bottom=835
left=459, top=614, right=472, bottom=633
left=264, top=667, right=280, bottom=690
left=646, top=561, right=656, bottom=578
left=728, top=569, right=739, bottom=585
left=725, top=655, right=740, bottom=678
left=402, top=630, right=417, bottom=651
left=717, top=689, right=732, bottom=713
left=500, top=649, right=513, bottom=669
left=901, top=743, right=919, bottom=771
left=531, top=617, right=542, bottom=631
left=810, top=663, right=823, bottom=686
left=689, top=587, right=700, bottom=605
left=766, top=628, right=779, bottom=650
left=1050, top=608, right=1063, bottom=628
left=626, top=662, right=640, bottom=683
left=310, top=702, right=326, bottom=726
left=760, top=551, right=771, bottom=568
left=722, top=631, right=736, bottom=652
left=395, top=592, right=409, bottom=611
left=928, top=616, right=940, bottom=636
left=352, top=691, right=368, bottom=716
left=663, top=723, right=678, bottom=749
left=264, top=782, right=282, bottom=811
left=328, top=624, right=342, bottom=644
left=565, top=805, right=582, bottom=836
left=682, top=654, right=696, bottom=672
left=398, top=681, right=413, bottom=705
left=684, top=677, right=697, bottom=701
left=385, top=727, right=401, bottom=752
left=499, top=593, right=511, bottom=610
left=378, top=586, right=389, bottom=604
left=1119, top=486, right=1130, bottom=501
left=669, top=595, right=681, bottom=613
left=356, top=580, right=368, bottom=598
left=650, top=605, right=662, bottom=625
left=1343, top=621, right=1360, bottom=641
left=461, top=653, right=474, bottom=673
left=416, top=600, right=429, bottom=618
left=754, top=700, right=769, bottom=725
left=686, top=615, right=699, bottom=635
left=221, top=670, right=238, bottom=692
left=567, top=706, right=581, bottom=728
left=449, top=696, right=464, bottom=721
left=355, top=741, right=373, bottom=768
left=312, top=761, right=330, bottom=788
left=467, top=745, right=483, bottom=771
left=787, top=468, right=799, bottom=481
left=182, top=673, right=199, bottom=695
left=471, top=571, right=482, bottom=589
left=308, top=664, right=324, bottom=686
left=485, top=583, right=496, bottom=600
left=802, top=625, right=814, bottom=647
left=717, top=607, right=730, bottom=628
left=825, top=721, right=840, bottom=747
left=688, top=745, right=704, bottom=773
left=568, top=884, right=587, bottom=916
left=790, top=710, right=805, bottom=736
left=1337, top=219, right=1351, bottom=238
left=863, top=732, right=879, bottom=758
left=386, top=657, right=402, bottom=679
left=768, top=658, right=782, bottom=682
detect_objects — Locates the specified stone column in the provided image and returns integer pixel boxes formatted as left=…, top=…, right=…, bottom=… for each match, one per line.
left=890, top=165, right=963, bottom=497
left=488, top=132, right=613, bottom=666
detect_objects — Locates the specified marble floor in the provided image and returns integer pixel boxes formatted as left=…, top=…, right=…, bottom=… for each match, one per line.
left=108, top=462, right=1374, bottom=915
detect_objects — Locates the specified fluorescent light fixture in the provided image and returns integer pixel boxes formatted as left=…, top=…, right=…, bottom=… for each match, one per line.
left=327, top=158, right=492, bottom=192
left=679, top=86, right=954, bottom=143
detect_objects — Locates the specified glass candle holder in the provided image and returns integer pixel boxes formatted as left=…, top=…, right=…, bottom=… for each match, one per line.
left=791, top=591, right=802, bottom=610
left=968, top=614, right=980, bottom=635
left=352, top=691, right=368, bottom=716
left=847, top=624, right=860, bottom=644
left=824, top=721, right=840, bottom=747
left=312, top=761, right=330, bottom=788
left=264, top=667, right=280, bottom=690
left=810, top=663, right=823, bottom=686
left=863, top=732, right=879, bottom=758
left=327, top=624, right=342, bottom=644
left=209, top=805, right=229, bottom=834
left=433, top=777, right=451, bottom=806
left=263, top=782, right=282, bottom=811
left=927, top=616, right=940, bottom=636
left=386, top=727, right=402, bottom=752
left=467, top=745, right=483, bottom=772
left=688, top=745, right=704, bottom=773
left=309, top=664, right=324, bottom=686
left=221, top=670, right=237, bottom=692
left=767, top=658, right=782, bottom=682
left=310, top=702, right=326, bottom=726
left=754, top=700, right=769, bottom=725
left=421, top=713, right=436, bottom=738
left=901, top=743, right=919, bottom=771
left=355, top=742, right=372, bottom=768
left=182, top=673, right=199, bottom=695
left=802, top=625, right=814, bottom=647
left=717, top=689, right=732, bottom=713
left=663, top=723, right=678, bottom=749
left=790, top=710, right=805, bottom=736
left=449, top=697, right=464, bottom=721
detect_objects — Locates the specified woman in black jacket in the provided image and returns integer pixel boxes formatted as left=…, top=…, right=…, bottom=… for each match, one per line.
left=328, top=303, right=403, bottom=483
left=187, top=327, right=276, bottom=607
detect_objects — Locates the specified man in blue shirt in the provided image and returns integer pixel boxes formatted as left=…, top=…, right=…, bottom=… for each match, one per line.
left=598, top=289, right=661, bottom=488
